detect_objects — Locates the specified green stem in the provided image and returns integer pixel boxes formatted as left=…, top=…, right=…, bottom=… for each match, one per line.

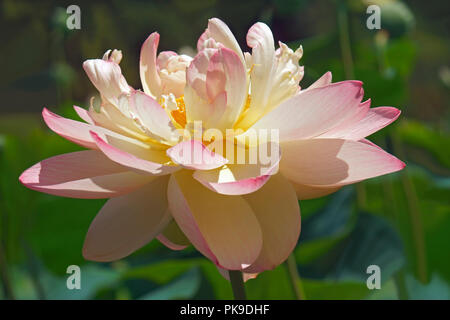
left=337, top=0, right=354, bottom=79
left=394, top=269, right=409, bottom=300
left=229, top=270, right=246, bottom=300
left=285, top=254, right=305, bottom=300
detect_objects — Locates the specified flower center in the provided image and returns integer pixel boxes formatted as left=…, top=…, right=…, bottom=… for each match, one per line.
left=171, top=96, right=187, bottom=128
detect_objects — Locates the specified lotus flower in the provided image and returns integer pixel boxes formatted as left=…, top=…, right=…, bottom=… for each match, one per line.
left=19, top=18, right=405, bottom=274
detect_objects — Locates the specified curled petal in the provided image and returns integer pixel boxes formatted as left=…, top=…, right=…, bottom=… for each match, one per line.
left=237, top=24, right=304, bottom=129
left=83, top=59, right=130, bottom=106
left=201, top=18, right=245, bottom=64
left=140, top=32, right=161, bottom=98
left=185, top=48, right=247, bottom=130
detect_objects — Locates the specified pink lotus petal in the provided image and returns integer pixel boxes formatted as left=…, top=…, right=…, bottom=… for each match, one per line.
left=280, top=138, right=405, bottom=186
left=339, top=107, right=401, bottom=140
left=246, top=81, right=364, bottom=141
left=140, top=32, right=162, bottom=98
left=19, top=151, right=153, bottom=199
left=90, top=131, right=178, bottom=176
left=128, top=90, right=179, bottom=144
left=197, top=30, right=210, bottom=51
left=192, top=141, right=281, bottom=195
left=305, top=71, right=332, bottom=90
left=205, top=18, right=245, bottom=64
left=168, top=171, right=263, bottom=270
left=318, top=99, right=371, bottom=138
left=186, top=47, right=247, bottom=130
left=42, top=108, right=161, bottom=158
left=166, top=139, right=228, bottom=170
left=42, top=107, right=101, bottom=149
left=73, top=105, right=94, bottom=124
left=156, top=51, right=177, bottom=69
left=207, top=48, right=247, bottom=125
left=83, top=59, right=130, bottom=106
left=83, top=176, right=171, bottom=261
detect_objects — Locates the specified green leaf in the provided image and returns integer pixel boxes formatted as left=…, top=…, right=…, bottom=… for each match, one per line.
left=301, top=212, right=405, bottom=283
left=302, top=279, right=370, bottom=300
left=139, top=268, right=201, bottom=300
left=295, top=187, right=356, bottom=264
left=43, top=264, right=120, bottom=300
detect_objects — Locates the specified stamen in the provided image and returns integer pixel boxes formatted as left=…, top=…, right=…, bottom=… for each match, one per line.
left=171, top=96, right=187, bottom=128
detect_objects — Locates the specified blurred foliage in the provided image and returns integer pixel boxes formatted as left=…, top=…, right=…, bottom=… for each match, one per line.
left=1, top=0, right=449, bottom=300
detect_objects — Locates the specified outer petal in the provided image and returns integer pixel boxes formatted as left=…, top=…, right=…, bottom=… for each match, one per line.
left=140, top=32, right=161, bottom=98
left=243, top=81, right=364, bottom=142
left=83, top=59, right=130, bottom=106
left=83, top=176, right=171, bottom=261
left=280, top=138, right=405, bottom=186
left=74, top=105, right=94, bottom=124
left=42, top=108, right=171, bottom=168
left=90, top=131, right=177, bottom=176
left=42, top=107, right=100, bottom=149
left=318, top=98, right=371, bottom=139
left=156, top=217, right=190, bottom=251
left=166, top=139, right=228, bottom=170
left=305, top=71, right=332, bottom=90
left=19, top=151, right=153, bottom=199
left=243, top=173, right=301, bottom=273
left=325, top=107, right=401, bottom=140
left=168, top=170, right=263, bottom=270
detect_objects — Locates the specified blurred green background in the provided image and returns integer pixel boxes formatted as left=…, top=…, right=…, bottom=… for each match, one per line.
left=1, top=0, right=449, bottom=300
